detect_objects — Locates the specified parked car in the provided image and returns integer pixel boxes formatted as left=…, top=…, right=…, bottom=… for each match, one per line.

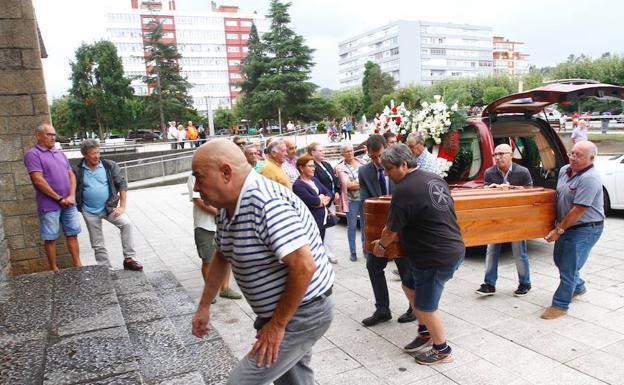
left=595, top=154, right=624, bottom=213
left=127, top=130, right=162, bottom=142
left=336, top=82, right=624, bottom=217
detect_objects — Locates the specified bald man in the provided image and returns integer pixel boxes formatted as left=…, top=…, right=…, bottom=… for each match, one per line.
left=542, top=141, right=604, bottom=319
left=191, top=140, right=334, bottom=384
left=475, top=143, right=533, bottom=297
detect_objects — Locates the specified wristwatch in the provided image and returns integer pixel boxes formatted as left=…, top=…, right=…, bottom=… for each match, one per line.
left=378, top=243, right=387, bottom=250
left=555, top=226, right=565, bottom=235
left=56, top=196, right=63, bottom=203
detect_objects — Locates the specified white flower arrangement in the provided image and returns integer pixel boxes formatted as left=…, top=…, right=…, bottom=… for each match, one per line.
left=373, top=100, right=411, bottom=135
left=410, top=95, right=459, bottom=145
left=435, top=157, right=454, bottom=178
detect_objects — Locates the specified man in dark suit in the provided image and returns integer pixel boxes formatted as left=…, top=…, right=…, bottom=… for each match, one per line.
left=359, top=135, right=413, bottom=326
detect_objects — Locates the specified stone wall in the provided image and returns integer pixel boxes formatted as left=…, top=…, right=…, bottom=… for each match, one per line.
left=0, top=0, right=71, bottom=275
left=0, top=213, right=9, bottom=280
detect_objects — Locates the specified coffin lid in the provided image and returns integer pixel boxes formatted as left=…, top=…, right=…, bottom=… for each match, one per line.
left=482, top=82, right=624, bottom=118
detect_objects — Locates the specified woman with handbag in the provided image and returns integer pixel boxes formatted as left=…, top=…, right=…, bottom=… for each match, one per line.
left=292, top=155, right=334, bottom=245
left=335, top=143, right=366, bottom=262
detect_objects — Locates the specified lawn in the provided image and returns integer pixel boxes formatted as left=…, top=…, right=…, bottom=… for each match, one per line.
left=589, top=133, right=624, bottom=141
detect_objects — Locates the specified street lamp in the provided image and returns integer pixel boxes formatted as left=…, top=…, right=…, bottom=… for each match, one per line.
left=204, top=96, right=215, bottom=137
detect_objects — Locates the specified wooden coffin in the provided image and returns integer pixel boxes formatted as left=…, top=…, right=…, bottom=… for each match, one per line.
left=363, top=187, right=556, bottom=258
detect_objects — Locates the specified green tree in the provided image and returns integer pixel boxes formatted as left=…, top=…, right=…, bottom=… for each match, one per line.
left=483, top=86, right=509, bottom=104
left=239, top=0, right=317, bottom=127
left=331, top=89, right=363, bottom=119
left=142, top=19, right=196, bottom=133
left=214, top=107, right=238, bottom=130
left=68, top=40, right=133, bottom=139
left=361, top=61, right=396, bottom=116
left=50, top=96, right=77, bottom=137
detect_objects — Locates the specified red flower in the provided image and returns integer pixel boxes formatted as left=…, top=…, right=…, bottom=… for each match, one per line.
left=395, top=116, right=402, bottom=124
left=391, top=106, right=398, bottom=113
left=397, top=134, right=403, bottom=141
left=374, top=129, right=380, bottom=133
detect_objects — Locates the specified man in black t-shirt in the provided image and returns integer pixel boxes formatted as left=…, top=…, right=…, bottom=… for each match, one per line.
left=372, top=143, right=464, bottom=365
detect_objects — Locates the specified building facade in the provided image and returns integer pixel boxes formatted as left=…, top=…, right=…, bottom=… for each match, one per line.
left=493, top=36, right=529, bottom=76
left=338, top=20, right=493, bottom=89
left=106, top=0, right=269, bottom=113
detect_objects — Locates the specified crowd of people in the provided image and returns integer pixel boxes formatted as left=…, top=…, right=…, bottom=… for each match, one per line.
left=25, top=122, right=605, bottom=384
left=167, top=120, right=207, bottom=149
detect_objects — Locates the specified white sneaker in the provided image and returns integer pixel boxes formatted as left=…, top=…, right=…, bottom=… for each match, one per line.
left=329, top=256, right=338, bottom=264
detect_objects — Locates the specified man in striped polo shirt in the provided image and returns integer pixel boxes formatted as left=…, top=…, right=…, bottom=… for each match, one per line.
left=191, top=139, right=335, bottom=385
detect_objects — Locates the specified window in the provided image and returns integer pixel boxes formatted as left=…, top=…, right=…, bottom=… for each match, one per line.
left=226, top=33, right=239, bottom=40
left=240, top=34, right=249, bottom=40
left=431, top=48, right=446, bottom=56
left=241, top=20, right=252, bottom=27
left=230, top=72, right=242, bottom=79
left=225, top=20, right=238, bottom=27
left=228, top=59, right=241, bottom=66
left=242, top=46, right=248, bottom=53
left=228, top=46, right=240, bottom=53
left=390, top=47, right=399, bottom=56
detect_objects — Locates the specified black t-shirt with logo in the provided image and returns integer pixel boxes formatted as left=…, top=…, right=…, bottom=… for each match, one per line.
left=386, top=170, right=465, bottom=268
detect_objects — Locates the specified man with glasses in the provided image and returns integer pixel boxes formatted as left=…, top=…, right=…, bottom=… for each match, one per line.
left=24, top=123, right=82, bottom=271
left=475, top=143, right=533, bottom=297
left=232, top=136, right=247, bottom=149
left=407, top=132, right=437, bottom=173
left=260, top=139, right=292, bottom=189
left=542, top=141, right=604, bottom=319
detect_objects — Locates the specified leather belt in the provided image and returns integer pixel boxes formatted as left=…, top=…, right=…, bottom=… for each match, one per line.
left=568, top=221, right=604, bottom=231
left=300, top=286, right=332, bottom=308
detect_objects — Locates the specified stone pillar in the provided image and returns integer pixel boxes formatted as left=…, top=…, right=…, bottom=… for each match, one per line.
left=0, top=0, right=72, bottom=275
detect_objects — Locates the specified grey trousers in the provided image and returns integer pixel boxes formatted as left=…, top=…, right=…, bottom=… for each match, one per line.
left=82, top=210, right=136, bottom=268
left=227, top=296, right=334, bottom=385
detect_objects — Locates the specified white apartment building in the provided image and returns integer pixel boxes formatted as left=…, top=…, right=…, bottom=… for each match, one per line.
left=338, top=20, right=493, bottom=89
left=106, top=0, right=270, bottom=113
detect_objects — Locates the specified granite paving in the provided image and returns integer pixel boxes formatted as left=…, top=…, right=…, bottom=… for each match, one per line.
left=76, top=182, right=624, bottom=384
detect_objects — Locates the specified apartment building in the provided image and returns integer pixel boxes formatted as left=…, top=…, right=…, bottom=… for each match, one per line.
left=338, top=20, right=494, bottom=89
left=106, top=0, right=270, bottom=112
left=493, top=36, right=529, bottom=76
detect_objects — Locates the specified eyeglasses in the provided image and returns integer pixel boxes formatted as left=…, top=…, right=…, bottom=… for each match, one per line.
left=45, top=133, right=57, bottom=137
left=567, top=151, right=586, bottom=158
left=306, top=164, right=316, bottom=168
left=492, top=152, right=511, bottom=157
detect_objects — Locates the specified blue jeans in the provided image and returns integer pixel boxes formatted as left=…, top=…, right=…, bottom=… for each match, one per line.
left=346, top=200, right=362, bottom=255
left=39, top=206, right=81, bottom=240
left=412, top=255, right=464, bottom=312
left=484, top=241, right=531, bottom=287
left=552, top=223, right=603, bottom=310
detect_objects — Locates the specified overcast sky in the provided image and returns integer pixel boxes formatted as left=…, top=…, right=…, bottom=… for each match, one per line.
left=33, top=0, right=622, bottom=100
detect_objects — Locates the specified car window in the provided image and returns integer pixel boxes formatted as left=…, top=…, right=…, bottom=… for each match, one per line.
left=491, top=120, right=563, bottom=188
left=445, top=125, right=482, bottom=182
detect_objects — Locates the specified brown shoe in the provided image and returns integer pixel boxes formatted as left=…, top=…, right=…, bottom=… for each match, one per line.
left=123, top=258, right=143, bottom=271
left=540, top=306, right=567, bottom=320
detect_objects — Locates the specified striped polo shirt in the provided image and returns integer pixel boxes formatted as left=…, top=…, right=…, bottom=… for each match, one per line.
left=215, top=171, right=335, bottom=318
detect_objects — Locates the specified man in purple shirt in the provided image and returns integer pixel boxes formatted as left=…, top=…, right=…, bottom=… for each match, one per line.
left=24, top=123, right=82, bottom=271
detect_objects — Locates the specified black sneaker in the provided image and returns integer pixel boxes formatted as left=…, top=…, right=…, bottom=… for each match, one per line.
left=414, top=347, right=453, bottom=365
left=403, top=335, right=432, bottom=352
left=514, top=284, right=531, bottom=297
left=475, top=283, right=495, bottom=296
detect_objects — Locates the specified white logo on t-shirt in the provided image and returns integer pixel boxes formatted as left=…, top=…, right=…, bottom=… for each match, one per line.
left=428, top=180, right=451, bottom=212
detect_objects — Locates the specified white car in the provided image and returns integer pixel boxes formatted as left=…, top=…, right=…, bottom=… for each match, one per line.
left=596, top=154, right=624, bottom=212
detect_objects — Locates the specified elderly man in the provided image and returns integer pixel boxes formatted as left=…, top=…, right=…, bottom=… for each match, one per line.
left=191, top=139, right=334, bottom=385
left=475, top=143, right=533, bottom=297
left=373, top=143, right=464, bottom=365
left=73, top=139, right=142, bottom=271
left=244, top=144, right=264, bottom=173
left=542, top=140, right=604, bottom=319
left=359, top=135, right=413, bottom=326
left=24, top=123, right=82, bottom=271
left=407, top=132, right=438, bottom=173
left=282, top=137, right=300, bottom=184
left=260, top=139, right=292, bottom=189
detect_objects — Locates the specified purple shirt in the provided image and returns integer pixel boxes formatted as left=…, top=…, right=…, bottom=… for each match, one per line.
left=24, top=144, right=73, bottom=213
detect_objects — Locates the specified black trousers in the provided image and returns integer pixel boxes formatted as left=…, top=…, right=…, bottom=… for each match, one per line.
left=365, top=252, right=412, bottom=315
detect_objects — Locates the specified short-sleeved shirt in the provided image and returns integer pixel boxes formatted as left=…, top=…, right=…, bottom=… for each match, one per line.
left=282, top=157, right=300, bottom=184
left=556, top=164, right=604, bottom=224
left=24, top=144, right=73, bottom=213
left=187, top=175, right=216, bottom=231
left=215, top=171, right=334, bottom=317
left=416, top=148, right=438, bottom=174
left=81, top=162, right=109, bottom=214
left=260, top=158, right=292, bottom=189
left=484, top=163, right=533, bottom=187
left=386, top=170, right=465, bottom=268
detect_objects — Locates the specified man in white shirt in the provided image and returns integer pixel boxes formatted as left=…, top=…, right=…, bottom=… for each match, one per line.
left=187, top=175, right=241, bottom=300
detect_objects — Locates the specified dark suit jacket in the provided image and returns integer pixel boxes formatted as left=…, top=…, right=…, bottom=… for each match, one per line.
left=293, top=177, right=333, bottom=231
left=358, top=162, right=395, bottom=202
left=314, top=160, right=340, bottom=194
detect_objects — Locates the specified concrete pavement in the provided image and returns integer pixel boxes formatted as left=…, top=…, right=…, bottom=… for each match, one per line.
left=77, top=183, right=624, bottom=385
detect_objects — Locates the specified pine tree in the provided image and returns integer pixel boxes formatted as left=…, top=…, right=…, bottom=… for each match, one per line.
left=362, top=61, right=396, bottom=116
left=239, top=0, right=317, bottom=126
left=142, top=19, right=195, bottom=133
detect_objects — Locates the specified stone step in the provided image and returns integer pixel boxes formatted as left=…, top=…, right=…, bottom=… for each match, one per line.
left=0, top=266, right=237, bottom=385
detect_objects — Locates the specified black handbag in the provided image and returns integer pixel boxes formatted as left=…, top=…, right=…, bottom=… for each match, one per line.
left=325, top=210, right=338, bottom=228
